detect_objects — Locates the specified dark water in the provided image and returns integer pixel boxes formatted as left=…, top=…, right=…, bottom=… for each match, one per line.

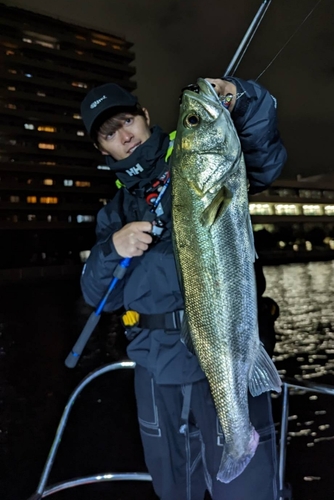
left=0, top=262, right=334, bottom=500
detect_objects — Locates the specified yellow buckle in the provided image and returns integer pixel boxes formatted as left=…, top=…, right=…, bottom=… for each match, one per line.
left=122, top=310, right=140, bottom=327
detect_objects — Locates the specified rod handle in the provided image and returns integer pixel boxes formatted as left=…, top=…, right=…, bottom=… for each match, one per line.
left=65, top=312, right=101, bottom=368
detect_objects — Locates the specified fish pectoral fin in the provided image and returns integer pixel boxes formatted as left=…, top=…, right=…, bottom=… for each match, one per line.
left=180, top=315, right=196, bottom=355
left=249, top=343, right=282, bottom=397
left=200, top=186, right=232, bottom=227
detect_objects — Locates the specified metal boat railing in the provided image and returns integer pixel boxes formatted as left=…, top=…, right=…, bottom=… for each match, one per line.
left=27, top=361, right=152, bottom=499
left=278, top=377, right=334, bottom=500
left=26, top=361, right=334, bottom=499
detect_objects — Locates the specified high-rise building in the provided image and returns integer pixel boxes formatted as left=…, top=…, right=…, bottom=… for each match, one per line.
left=0, top=3, right=136, bottom=279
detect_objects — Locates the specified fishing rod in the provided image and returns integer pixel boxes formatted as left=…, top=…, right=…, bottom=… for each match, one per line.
left=225, top=0, right=326, bottom=80
left=224, top=0, right=273, bottom=77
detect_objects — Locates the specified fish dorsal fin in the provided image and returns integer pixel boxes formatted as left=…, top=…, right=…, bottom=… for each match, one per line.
left=200, top=186, right=232, bottom=227
left=249, top=343, right=282, bottom=396
left=180, top=314, right=196, bottom=355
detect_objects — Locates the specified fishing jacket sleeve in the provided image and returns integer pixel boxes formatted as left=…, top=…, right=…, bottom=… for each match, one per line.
left=224, top=76, right=287, bottom=194
left=80, top=189, right=129, bottom=312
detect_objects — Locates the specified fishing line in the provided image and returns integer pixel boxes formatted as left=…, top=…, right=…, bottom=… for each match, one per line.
left=255, top=0, right=325, bottom=81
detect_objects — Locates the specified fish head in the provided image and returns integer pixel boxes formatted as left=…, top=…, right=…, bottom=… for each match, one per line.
left=173, top=78, right=241, bottom=196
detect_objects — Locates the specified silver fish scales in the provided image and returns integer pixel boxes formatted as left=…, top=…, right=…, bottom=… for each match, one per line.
left=171, top=78, right=281, bottom=483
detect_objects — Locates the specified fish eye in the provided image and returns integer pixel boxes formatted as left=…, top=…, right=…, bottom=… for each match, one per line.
left=184, top=113, right=200, bottom=128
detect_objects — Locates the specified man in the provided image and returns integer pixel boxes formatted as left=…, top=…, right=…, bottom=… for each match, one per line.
left=80, top=77, right=287, bottom=500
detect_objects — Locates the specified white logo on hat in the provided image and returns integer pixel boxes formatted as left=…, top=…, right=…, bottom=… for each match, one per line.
left=90, top=95, right=107, bottom=109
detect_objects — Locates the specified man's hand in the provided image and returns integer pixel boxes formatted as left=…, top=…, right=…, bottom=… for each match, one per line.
left=205, top=78, right=237, bottom=113
left=113, top=221, right=153, bottom=258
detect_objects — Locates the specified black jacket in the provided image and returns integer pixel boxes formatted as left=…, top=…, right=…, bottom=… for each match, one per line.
left=81, top=77, right=287, bottom=384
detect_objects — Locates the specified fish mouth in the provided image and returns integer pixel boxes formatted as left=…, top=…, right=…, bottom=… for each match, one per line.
left=183, top=78, right=222, bottom=107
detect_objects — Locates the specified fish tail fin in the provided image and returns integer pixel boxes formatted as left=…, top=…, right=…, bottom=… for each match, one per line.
left=249, top=343, right=282, bottom=397
left=217, top=428, right=259, bottom=483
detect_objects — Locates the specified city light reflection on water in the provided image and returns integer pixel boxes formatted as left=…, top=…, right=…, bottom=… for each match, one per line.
left=264, top=260, right=334, bottom=492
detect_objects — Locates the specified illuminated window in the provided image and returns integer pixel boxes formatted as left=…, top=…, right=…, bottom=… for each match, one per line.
left=25, top=74, right=33, bottom=78
left=77, top=215, right=95, bottom=223
left=249, top=203, right=274, bottom=216
left=302, top=204, right=323, bottom=216
left=75, top=181, right=91, bottom=187
left=43, top=179, right=54, bottom=186
left=8, top=69, right=17, bottom=74
left=77, top=131, right=85, bottom=136
left=99, top=198, right=108, bottom=205
left=299, top=190, right=322, bottom=199
left=324, top=205, right=334, bottom=215
left=97, top=165, right=110, bottom=170
left=6, top=104, right=17, bottom=109
left=64, top=179, right=73, bottom=186
left=27, top=196, right=37, bottom=203
left=23, top=38, right=33, bottom=43
left=274, top=204, right=300, bottom=216
left=39, top=161, right=56, bottom=165
left=27, top=214, right=36, bottom=221
left=47, top=215, right=52, bottom=222
left=27, top=179, right=33, bottom=185
left=10, top=195, right=20, bottom=203
left=92, top=39, right=107, bottom=46
left=76, top=50, right=84, bottom=55
left=73, top=114, right=81, bottom=120
left=7, top=86, right=16, bottom=91
left=323, top=191, right=334, bottom=199
left=40, top=197, right=58, bottom=204
left=38, top=143, right=55, bottom=150
left=37, top=91, right=46, bottom=97
left=112, top=44, right=121, bottom=50
left=6, top=50, right=15, bottom=55
left=38, top=126, right=57, bottom=133
left=75, top=35, right=86, bottom=40
left=24, top=124, right=35, bottom=130
left=72, top=81, right=88, bottom=89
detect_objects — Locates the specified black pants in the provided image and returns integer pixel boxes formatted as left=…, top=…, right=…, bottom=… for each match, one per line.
left=134, top=364, right=278, bottom=500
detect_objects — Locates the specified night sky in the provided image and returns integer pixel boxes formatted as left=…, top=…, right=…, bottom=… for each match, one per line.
left=3, top=0, right=334, bottom=179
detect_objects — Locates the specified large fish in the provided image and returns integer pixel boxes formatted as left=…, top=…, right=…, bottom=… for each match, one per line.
left=171, top=78, right=281, bottom=483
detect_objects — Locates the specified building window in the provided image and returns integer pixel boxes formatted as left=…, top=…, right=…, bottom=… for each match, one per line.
left=77, top=131, right=85, bottom=136
left=38, top=126, right=57, bottom=133
left=72, top=81, right=88, bottom=89
left=47, top=215, right=52, bottom=222
left=73, top=114, right=81, bottom=120
left=324, top=205, right=334, bottom=215
left=27, top=214, right=36, bottom=221
left=274, top=204, right=300, bottom=216
left=38, top=143, right=56, bottom=150
left=6, top=103, right=17, bottom=109
left=77, top=215, right=95, bottom=223
left=24, top=124, right=35, bottom=130
left=27, top=196, right=37, bottom=203
left=302, top=204, right=323, bottom=216
left=43, top=179, right=54, bottom=186
left=99, top=198, right=108, bottom=205
left=40, top=197, right=58, bottom=204
left=97, top=165, right=110, bottom=170
left=7, top=86, right=16, bottom=91
left=299, top=190, right=322, bottom=199
left=249, top=203, right=274, bottom=216
left=64, top=179, right=73, bottom=186
left=75, top=181, right=91, bottom=187
left=10, top=195, right=20, bottom=203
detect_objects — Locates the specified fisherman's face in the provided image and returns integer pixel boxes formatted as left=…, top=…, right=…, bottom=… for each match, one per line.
left=96, top=108, right=151, bottom=161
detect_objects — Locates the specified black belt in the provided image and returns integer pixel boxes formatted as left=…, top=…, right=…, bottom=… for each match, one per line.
left=139, top=310, right=184, bottom=332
